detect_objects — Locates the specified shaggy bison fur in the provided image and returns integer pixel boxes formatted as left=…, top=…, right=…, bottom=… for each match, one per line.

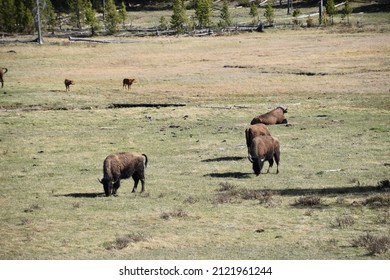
left=250, top=106, right=288, bottom=125
left=245, top=124, right=271, bottom=161
left=249, top=136, right=280, bottom=175
left=99, top=152, right=148, bottom=196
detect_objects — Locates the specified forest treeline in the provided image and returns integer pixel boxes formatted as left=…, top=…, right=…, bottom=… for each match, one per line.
left=0, top=0, right=132, bottom=34
left=0, top=1, right=388, bottom=36
left=0, top=0, right=251, bottom=35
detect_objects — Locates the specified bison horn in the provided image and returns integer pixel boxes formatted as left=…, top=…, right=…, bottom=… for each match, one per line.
left=98, top=178, right=103, bottom=184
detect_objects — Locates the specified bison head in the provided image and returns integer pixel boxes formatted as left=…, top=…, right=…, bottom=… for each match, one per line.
left=98, top=178, right=113, bottom=197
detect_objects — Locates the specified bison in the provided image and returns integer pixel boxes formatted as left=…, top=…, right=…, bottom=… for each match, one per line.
left=64, top=79, right=74, bottom=91
left=98, top=152, right=148, bottom=196
left=0, top=67, right=8, bottom=88
left=123, top=78, right=135, bottom=90
left=249, top=135, right=280, bottom=175
left=250, top=106, right=288, bottom=125
left=245, top=124, right=271, bottom=161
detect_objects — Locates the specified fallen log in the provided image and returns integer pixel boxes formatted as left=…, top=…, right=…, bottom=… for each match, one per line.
left=110, top=103, right=186, bottom=108
left=68, top=36, right=142, bottom=44
left=0, top=37, right=41, bottom=43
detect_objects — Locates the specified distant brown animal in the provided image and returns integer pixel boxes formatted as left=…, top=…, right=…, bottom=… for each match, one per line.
left=250, top=106, right=288, bottom=125
left=249, top=135, right=280, bottom=175
left=245, top=124, right=271, bottom=161
left=64, top=79, right=74, bottom=91
left=98, top=152, right=148, bottom=196
left=0, top=68, right=8, bottom=88
left=123, top=78, right=135, bottom=90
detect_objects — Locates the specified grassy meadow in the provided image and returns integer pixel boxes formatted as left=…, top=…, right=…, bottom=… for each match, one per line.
left=1, top=25, right=390, bottom=259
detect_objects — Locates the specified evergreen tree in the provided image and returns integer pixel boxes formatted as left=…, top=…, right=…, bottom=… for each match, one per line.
left=118, top=1, right=127, bottom=27
left=219, top=0, right=232, bottom=28
left=342, top=1, right=352, bottom=25
left=195, top=0, right=212, bottom=28
left=84, top=0, right=99, bottom=35
left=292, top=8, right=301, bottom=25
left=68, top=0, right=86, bottom=28
left=249, top=2, right=258, bottom=25
left=104, top=0, right=120, bottom=34
left=16, top=1, right=34, bottom=33
left=42, top=0, right=57, bottom=33
left=159, top=16, right=169, bottom=30
left=0, top=0, right=17, bottom=33
left=264, top=1, right=274, bottom=26
left=325, top=0, right=336, bottom=25
left=171, top=0, right=188, bottom=34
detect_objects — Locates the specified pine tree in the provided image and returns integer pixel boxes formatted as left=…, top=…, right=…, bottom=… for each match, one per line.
left=171, top=0, right=188, bottom=34
left=264, top=1, right=274, bottom=26
left=325, top=0, right=336, bottom=25
left=118, top=1, right=127, bottom=27
left=249, top=2, right=258, bottom=25
left=342, top=1, right=352, bottom=25
left=104, top=0, right=120, bottom=34
left=68, top=0, right=86, bottom=29
left=159, top=16, right=169, bottom=30
left=220, top=0, right=232, bottom=28
left=85, top=0, right=99, bottom=35
left=0, top=0, right=17, bottom=33
left=195, top=0, right=212, bottom=28
left=16, top=1, right=34, bottom=33
left=42, top=0, right=57, bottom=33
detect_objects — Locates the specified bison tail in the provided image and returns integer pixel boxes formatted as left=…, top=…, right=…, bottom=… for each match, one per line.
left=142, top=154, right=148, bottom=167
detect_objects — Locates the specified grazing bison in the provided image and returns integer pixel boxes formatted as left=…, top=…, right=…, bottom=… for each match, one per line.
left=99, top=152, right=148, bottom=196
left=249, top=136, right=280, bottom=175
left=64, top=79, right=74, bottom=91
left=250, top=106, right=288, bottom=125
left=0, top=67, right=8, bottom=88
left=245, top=124, right=271, bottom=161
left=123, top=78, right=135, bottom=90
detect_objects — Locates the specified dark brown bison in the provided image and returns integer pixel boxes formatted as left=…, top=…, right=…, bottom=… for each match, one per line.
left=245, top=124, right=271, bottom=161
left=99, top=152, right=148, bottom=196
left=250, top=106, right=288, bottom=125
left=249, top=136, right=280, bottom=175
left=0, top=67, right=8, bottom=88
left=123, top=78, right=135, bottom=90
left=64, top=79, right=74, bottom=91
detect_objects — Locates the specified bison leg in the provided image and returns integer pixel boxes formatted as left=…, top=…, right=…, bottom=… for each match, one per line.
left=274, top=152, right=280, bottom=174
left=140, top=178, right=145, bottom=193
left=103, top=184, right=110, bottom=197
left=266, top=158, right=274, bottom=173
left=131, top=174, right=139, bottom=192
left=112, top=180, right=120, bottom=195
left=132, top=173, right=145, bottom=193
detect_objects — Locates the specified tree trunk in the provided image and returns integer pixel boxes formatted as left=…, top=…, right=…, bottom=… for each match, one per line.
left=36, top=0, right=43, bottom=44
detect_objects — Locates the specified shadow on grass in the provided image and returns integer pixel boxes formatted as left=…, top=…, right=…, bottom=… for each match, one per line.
left=275, top=185, right=389, bottom=197
left=204, top=172, right=252, bottom=179
left=201, top=156, right=246, bottom=162
left=58, top=192, right=105, bottom=198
